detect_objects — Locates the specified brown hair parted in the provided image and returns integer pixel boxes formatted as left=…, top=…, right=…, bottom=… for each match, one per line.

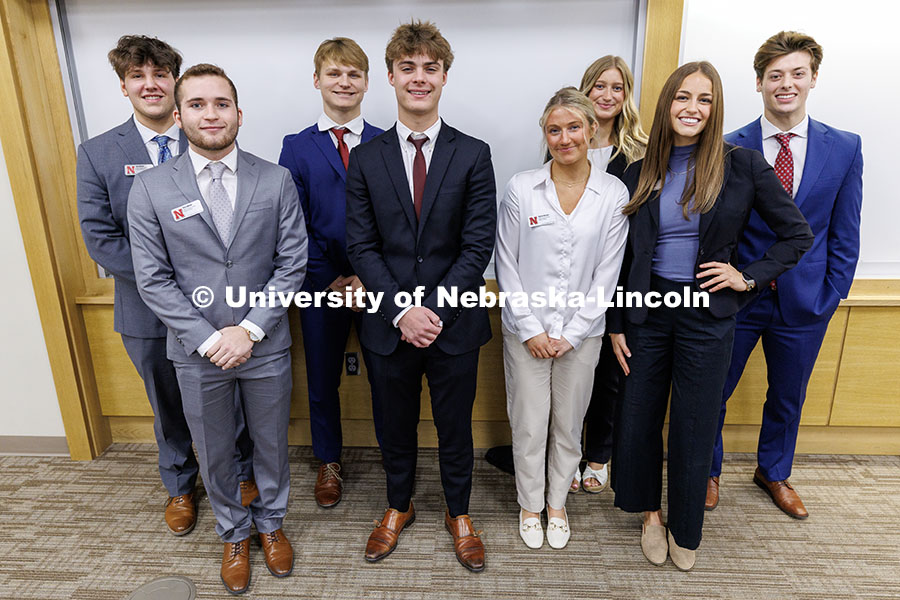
left=578, top=55, right=648, bottom=164
left=107, top=35, right=182, bottom=80
left=624, top=61, right=726, bottom=219
left=753, top=31, right=823, bottom=79
left=314, top=37, right=370, bottom=75
left=385, top=20, right=454, bottom=72
left=174, top=63, right=239, bottom=109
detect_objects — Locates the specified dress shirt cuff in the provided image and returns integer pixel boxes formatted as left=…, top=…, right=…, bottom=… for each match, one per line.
left=513, top=315, right=546, bottom=344
left=239, top=319, right=265, bottom=342
left=560, top=326, right=587, bottom=352
left=197, top=331, right=222, bottom=357
left=392, top=306, right=413, bottom=328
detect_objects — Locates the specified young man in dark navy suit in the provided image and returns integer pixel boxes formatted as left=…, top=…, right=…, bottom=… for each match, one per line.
left=708, top=31, right=863, bottom=518
left=346, top=21, right=496, bottom=572
left=278, top=37, right=384, bottom=509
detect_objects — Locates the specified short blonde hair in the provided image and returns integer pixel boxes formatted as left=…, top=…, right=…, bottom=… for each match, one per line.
left=539, top=87, right=598, bottom=157
left=314, top=37, right=370, bottom=75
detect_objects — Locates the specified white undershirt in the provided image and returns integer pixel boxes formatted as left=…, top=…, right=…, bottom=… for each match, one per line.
left=132, top=115, right=180, bottom=166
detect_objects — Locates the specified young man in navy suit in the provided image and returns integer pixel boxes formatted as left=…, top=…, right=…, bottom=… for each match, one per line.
left=346, top=21, right=496, bottom=572
left=278, top=37, right=384, bottom=508
left=708, top=31, right=863, bottom=518
left=77, top=36, right=256, bottom=537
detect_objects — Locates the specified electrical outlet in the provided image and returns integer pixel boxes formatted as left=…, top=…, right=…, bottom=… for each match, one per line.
left=344, top=352, right=360, bottom=376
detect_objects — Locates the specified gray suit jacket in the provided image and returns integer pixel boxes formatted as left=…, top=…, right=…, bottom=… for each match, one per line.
left=77, top=118, right=188, bottom=338
left=127, top=148, right=307, bottom=362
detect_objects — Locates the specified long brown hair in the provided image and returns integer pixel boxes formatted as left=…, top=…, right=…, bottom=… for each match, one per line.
left=623, top=61, right=725, bottom=218
left=578, top=55, right=647, bottom=164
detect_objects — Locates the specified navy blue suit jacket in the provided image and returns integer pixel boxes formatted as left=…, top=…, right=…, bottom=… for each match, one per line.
left=77, top=118, right=188, bottom=337
left=346, top=122, right=497, bottom=356
left=727, top=118, right=863, bottom=326
left=279, top=122, right=383, bottom=292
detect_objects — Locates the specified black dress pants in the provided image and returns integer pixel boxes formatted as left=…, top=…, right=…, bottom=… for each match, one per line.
left=612, top=276, right=735, bottom=550
left=582, top=334, right=622, bottom=465
left=366, top=342, right=480, bottom=518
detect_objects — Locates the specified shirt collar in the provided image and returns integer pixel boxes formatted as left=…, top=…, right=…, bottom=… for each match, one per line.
left=133, top=114, right=180, bottom=146
left=538, top=158, right=606, bottom=195
left=761, top=114, right=809, bottom=140
left=317, top=112, right=365, bottom=136
left=188, top=145, right=238, bottom=177
left=396, top=118, right=442, bottom=146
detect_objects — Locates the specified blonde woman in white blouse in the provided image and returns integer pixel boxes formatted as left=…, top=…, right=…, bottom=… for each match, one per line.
left=496, top=87, right=629, bottom=549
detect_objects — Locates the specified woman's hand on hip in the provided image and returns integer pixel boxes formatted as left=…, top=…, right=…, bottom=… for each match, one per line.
left=697, top=261, right=748, bottom=293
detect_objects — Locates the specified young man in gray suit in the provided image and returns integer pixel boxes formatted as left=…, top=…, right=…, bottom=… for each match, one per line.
left=128, top=63, right=307, bottom=596
left=76, top=36, right=257, bottom=538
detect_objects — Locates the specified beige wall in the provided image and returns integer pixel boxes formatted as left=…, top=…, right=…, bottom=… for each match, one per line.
left=0, top=139, right=64, bottom=436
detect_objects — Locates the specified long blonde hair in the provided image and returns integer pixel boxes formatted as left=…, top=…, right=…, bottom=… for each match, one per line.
left=623, top=61, right=726, bottom=218
left=578, top=55, right=647, bottom=164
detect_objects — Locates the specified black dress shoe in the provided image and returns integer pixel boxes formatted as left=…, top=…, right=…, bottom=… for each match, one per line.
left=485, top=445, right=515, bottom=475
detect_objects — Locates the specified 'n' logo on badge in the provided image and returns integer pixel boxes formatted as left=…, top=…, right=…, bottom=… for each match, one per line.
left=529, top=216, right=539, bottom=226
left=125, top=165, right=136, bottom=176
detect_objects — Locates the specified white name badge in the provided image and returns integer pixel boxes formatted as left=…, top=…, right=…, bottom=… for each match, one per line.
left=124, top=164, right=153, bottom=177
left=527, top=213, right=555, bottom=228
left=172, top=200, right=204, bottom=222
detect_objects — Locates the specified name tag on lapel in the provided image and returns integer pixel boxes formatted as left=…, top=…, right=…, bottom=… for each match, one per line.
left=172, top=200, right=204, bottom=222
left=124, top=164, right=153, bottom=176
left=527, top=213, right=555, bottom=228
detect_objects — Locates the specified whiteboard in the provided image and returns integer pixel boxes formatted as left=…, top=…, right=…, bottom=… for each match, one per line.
left=57, top=0, right=643, bottom=199
left=682, top=0, right=896, bottom=278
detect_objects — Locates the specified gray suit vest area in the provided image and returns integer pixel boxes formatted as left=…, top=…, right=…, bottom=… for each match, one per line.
left=127, top=149, right=308, bottom=363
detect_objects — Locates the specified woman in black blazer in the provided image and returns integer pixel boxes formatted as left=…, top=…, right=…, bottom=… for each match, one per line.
left=607, top=61, right=812, bottom=570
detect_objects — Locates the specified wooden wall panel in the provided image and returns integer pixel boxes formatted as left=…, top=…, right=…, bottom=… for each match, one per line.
left=830, top=307, right=900, bottom=426
left=723, top=307, right=848, bottom=427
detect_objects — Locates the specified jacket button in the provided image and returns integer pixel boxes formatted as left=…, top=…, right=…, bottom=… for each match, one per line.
left=416, top=256, right=424, bottom=263
left=225, top=260, right=233, bottom=268
left=698, top=249, right=705, bottom=256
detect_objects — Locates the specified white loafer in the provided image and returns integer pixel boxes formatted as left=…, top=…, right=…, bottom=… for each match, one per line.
left=546, top=506, right=571, bottom=549
left=519, top=509, right=543, bottom=549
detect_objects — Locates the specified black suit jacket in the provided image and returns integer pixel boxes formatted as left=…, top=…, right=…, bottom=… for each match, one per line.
left=346, top=121, right=497, bottom=356
left=607, top=144, right=813, bottom=332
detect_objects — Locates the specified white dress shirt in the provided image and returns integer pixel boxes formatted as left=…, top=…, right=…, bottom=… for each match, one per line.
left=188, top=146, right=265, bottom=356
left=317, top=112, right=365, bottom=152
left=761, top=115, right=808, bottom=198
left=396, top=118, right=442, bottom=204
left=133, top=115, right=180, bottom=166
left=589, top=145, right=614, bottom=169
left=391, top=118, right=443, bottom=327
left=496, top=160, right=630, bottom=350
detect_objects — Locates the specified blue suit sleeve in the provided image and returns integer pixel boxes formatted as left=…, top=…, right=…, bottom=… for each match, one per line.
left=824, top=135, right=863, bottom=302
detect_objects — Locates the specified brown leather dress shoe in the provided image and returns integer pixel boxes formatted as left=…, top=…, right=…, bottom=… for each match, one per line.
left=444, top=511, right=485, bottom=573
left=705, top=476, right=720, bottom=511
left=315, top=462, right=343, bottom=508
left=239, top=479, right=259, bottom=507
left=164, top=492, right=196, bottom=536
left=753, top=467, right=809, bottom=519
left=221, top=538, right=251, bottom=595
left=365, top=503, right=415, bottom=562
left=259, top=528, right=293, bottom=577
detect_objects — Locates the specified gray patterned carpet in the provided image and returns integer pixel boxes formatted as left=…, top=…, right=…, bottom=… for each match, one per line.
left=1, top=445, right=899, bottom=599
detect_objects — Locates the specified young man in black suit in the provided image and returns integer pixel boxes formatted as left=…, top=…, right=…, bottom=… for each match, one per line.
left=346, top=20, right=497, bottom=572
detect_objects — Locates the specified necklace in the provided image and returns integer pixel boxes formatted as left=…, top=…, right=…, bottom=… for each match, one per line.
left=552, top=174, right=589, bottom=188
left=667, top=164, right=695, bottom=176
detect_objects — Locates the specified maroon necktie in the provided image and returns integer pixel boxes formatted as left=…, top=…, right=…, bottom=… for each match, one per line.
left=332, top=127, right=350, bottom=170
left=773, top=133, right=796, bottom=198
left=408, top=134, right=428, bottom=220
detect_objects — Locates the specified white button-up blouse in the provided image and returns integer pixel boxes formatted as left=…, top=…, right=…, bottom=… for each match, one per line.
left=495, top=160, right=629, bottom=350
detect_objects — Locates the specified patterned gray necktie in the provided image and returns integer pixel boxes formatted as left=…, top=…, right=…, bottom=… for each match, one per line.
left=206, top=161, right=233, bottom=243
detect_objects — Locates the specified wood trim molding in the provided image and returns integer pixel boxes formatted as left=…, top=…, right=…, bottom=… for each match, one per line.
left=639, top=0, right=685, bottom=129
left=0, top=0, right=108, bottom=459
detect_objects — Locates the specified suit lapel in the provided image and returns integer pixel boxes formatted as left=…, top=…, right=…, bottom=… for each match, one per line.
left=312, top=128, right=347, bottom=182
left=177, top=133, right=188, bottom=155
left=381, top=127, right=418, bottom=234
left=170, top=152, right=221, bottom=244
left=361, top=121, right=379, bottom=143
left=229, top=150, right=260, bottom=248
left=417, top=123, right=456, bottom=238
left=793, top=118, right=832, bottom=209
left=699, top=146, right=731, bottom=242
left=116, top=119, right=153, bottom=165
left=742, top=118, right=765, bottom=154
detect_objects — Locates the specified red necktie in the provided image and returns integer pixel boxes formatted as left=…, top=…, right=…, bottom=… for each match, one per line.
left=774, top=132, right=796, bottom=198
left=332, top=127, right=350, bottom=170
left=408, top=134, right=428, bottom=220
